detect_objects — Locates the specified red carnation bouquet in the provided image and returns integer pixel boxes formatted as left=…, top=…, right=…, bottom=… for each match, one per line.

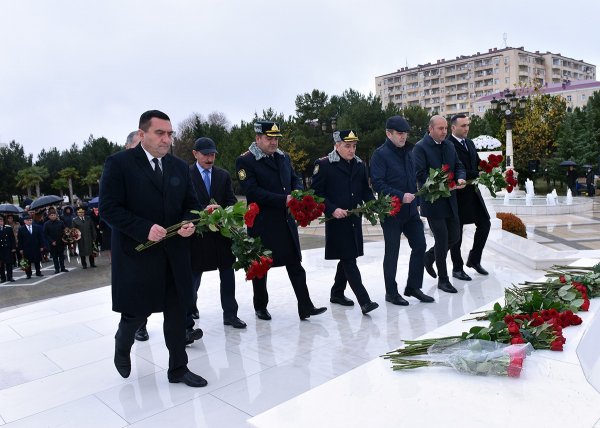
left=470, top=154, right=518, bottom=196
left=135, top=200, right=273, bottom=281
left=287, top=190, right=326, bottom=227
left=415, top=164, right=457, bottom=203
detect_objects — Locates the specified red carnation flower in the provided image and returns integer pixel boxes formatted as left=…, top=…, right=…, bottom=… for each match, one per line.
left=441, top=164, right=450, bottom=172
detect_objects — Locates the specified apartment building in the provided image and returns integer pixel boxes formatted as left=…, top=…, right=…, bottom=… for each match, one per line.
left=375, top=46, right=596, bottom=117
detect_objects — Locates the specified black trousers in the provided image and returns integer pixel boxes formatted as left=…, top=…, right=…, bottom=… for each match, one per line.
left=450, top=216, right=491, bottom=270
left=50, top=248, right=66, bottom=272
left=0, top=261, right=14, bottom=281
left=80, top=255, right=95, bottom=267
left=426, top=216, right=460, bottom=280
left=381, top=215, right=426, bottom=294
left=331, top=258, right=371, bottom=306
left=115, top=268, right=188, bottom=379
left=24, top=260, right=42, bottom=277
left=187, top=267, right=239, bottom=329
left=252, top=260, right=314, bottom=316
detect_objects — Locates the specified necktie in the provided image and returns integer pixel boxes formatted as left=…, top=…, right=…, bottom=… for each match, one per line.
left=28, top=225, right=32, bottom=233
left=462, top=139, right=469, bottom=153
left=152, top=158, right=163, bottom=181
left=202, top=169, right=211, bottom=196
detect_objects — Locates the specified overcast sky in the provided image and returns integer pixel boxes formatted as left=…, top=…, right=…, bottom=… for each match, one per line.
left=1, top=0, right=598, bottom=158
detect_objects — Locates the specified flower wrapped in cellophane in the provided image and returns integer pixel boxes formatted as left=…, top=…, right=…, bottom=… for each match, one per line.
left=384, top=339, right=532, bottom=378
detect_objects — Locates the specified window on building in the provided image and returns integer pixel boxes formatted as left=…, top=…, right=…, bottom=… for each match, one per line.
left=504, top=56, right=509, bottom=65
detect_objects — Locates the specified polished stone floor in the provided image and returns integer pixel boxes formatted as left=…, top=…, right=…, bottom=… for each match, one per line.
left=0, top=229, right=547, bottom=428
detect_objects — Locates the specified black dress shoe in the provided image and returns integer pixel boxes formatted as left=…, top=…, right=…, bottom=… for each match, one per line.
left=61, top=268, right=69, bottom=273
left=404, top=288, right=435, bottom=303
left=169, top=370, right=208, bottom=387
left=224, top=316, right=247, bottom=329
left=82, top=266, right=87, bottom=269
left=424, top=252, right=437, bottom=278
left=361, top=301, right=379, bottom=314
left=330, top=295, right=354, bottom=306
left=26, top=275, right=31, bottom=279
left=255, top=309, right=272, bottom=320
left=114, top=347, right=131, bottom=378
left=300, top=306, right=327, bottom=320
left=191, top=310, right=200, bottom=320
left=385, top=293, right=409, bottom=306
left=36, top=273, right=43, bottom=277
left=90, top=264, right=97, bottom=268
left=452, top=270, right=472, bottom=281
left=466, top=261, right=489, bottom=275
left=438, top=279, right=458, bottom=293
left=185, top=327, right=203, bottom=345
left=9, top=279, right=15, bottom=282
left=135, top=326, right=149, bottom=341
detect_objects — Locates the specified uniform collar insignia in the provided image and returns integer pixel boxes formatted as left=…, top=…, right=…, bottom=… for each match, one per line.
left=248, top=142, right=284, bottom=160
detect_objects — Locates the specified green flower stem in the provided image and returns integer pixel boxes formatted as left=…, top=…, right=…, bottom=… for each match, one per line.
left=135, top=218, right=202, bottom=252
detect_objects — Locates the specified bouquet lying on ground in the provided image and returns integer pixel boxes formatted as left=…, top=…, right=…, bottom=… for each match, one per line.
left=135, top=201, right=272, bottom=281
left=383, top=339, right=532, bottom=378
left=287, top=190, right=325, bottom=227
left=415, top=164, right=457, bottom=203
left=319, top=192, right=401, bottom=225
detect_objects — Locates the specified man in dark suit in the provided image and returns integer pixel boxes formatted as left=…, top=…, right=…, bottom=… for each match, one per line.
left=370, top=116, right=434, bottom=304
left=100, top=110, right=207, bottom=387
left=235, top=121, right=326, bottom=321
left=448, top=114, right=490, bottom=280
left=413, top=115, right=466, bottom=294
left=311, top=130, right=379, bottom=315
left=17, top=214, right=45, bottom=278
left=188, top=137, right=246, bottom=329
left=43, top=208, right=69, bottom=274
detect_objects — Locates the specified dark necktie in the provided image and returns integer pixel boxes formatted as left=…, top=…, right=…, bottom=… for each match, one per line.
left=152, top=158, right=162, bottom=181
left=202, top=169, right=211, bottom=196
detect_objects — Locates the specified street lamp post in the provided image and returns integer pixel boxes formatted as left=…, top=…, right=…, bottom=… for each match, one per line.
left=490, top=90, right=527, bottom=170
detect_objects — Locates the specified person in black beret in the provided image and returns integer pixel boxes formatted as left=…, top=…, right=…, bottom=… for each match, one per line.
left=311, top=130, right=379, bottom=314
left=188, top=137, right=247, bottom=330
left=370, top=116, right=434, bottom=305
left=235, top=121, right=327, bottom=321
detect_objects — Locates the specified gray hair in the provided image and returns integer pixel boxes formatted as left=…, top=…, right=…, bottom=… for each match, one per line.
left=125, top=131, right=139, bottom=149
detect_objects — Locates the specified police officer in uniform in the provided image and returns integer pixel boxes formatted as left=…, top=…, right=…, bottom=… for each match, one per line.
left=370, top=116, right=434, bottom=304
left=311, top=130, right=379, bottom=314
left=0, top=216, right=17, bottom=282
left=235, top=121, right=326, bottom=321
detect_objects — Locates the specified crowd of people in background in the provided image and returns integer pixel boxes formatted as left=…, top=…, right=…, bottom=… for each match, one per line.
left=0, top=203, right=109, bottom=282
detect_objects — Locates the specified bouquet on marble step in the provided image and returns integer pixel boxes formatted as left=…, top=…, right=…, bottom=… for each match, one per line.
left=544, top=263, right=600, bottom=299
left=514, top=276, right=591, bottom=312
left=415, top=164, right=456, bottom=203
left=383, top=339, right=532, bottom=378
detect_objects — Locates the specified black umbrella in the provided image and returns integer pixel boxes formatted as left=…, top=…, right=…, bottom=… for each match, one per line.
left=559, top=160, right=577, bottom=167
left=0, top=203, right=21, bottom=214
left=29, top=195, right=63, bottom=210
left=582, top=164, right=593, bottom=168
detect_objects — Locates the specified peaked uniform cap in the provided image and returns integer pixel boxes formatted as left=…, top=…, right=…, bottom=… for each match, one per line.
left=254, top=121, right=283, bottom=137
left=333, top=129, right=359, bottom=143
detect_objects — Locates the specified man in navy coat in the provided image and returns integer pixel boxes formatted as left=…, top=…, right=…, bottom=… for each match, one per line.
left=311, top=130, right=379, bottom=315
left=371, top=116, right=434, bottom=305
left=447, top=114, right=490, bottom=281
left=100, top=110, right=206, bottom=387
left=413, top=115, right=466, bottom=294
left=188, top=137, right=246, bottom=329
left=235, top=121, right=326, bottom=321
left=17, top=214, right=45, bottom=279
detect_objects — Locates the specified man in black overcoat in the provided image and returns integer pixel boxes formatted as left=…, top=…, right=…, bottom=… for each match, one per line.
left=235, top=121, right=326, bottom=321
left=99, top=110, right=207, bottom=387
left=188, top=137, right=246, bottom=329
left=17, top=214, right=45, bottom=278
left=311, top=130, right=379, bottom=315
left=413, top=115, right=466, bottom=294
left=447, top=114, right=490, bottom=280
left=43, top=207, right=69, bottom=274
left=0, top=216, right=17, bottom=282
